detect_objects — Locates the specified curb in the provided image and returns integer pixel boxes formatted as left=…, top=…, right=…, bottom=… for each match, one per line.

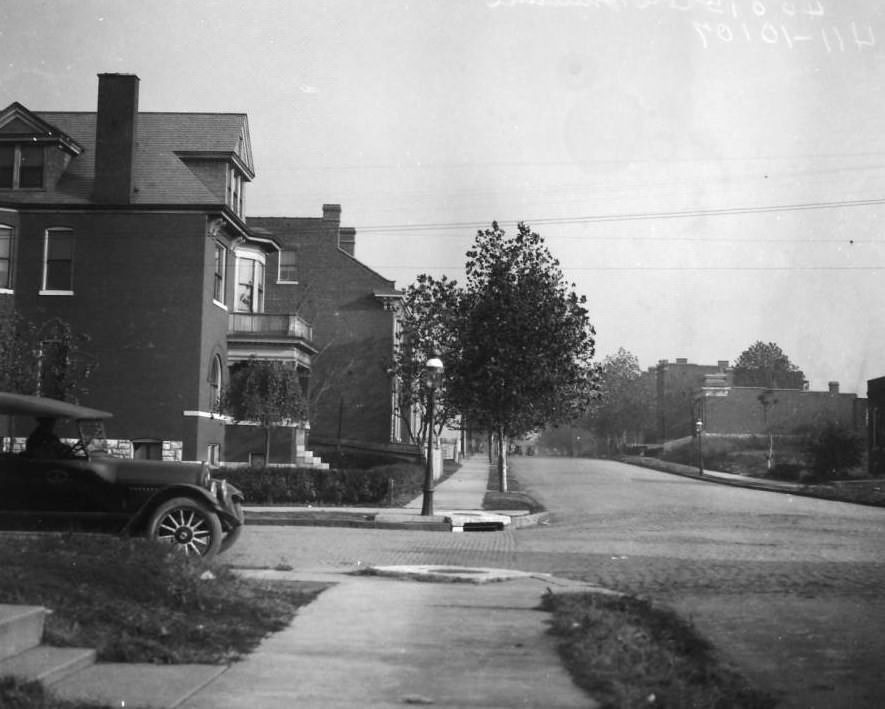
left=243, top=507, right=550, bottom=532
left=621, top=456, right=885, bottom=508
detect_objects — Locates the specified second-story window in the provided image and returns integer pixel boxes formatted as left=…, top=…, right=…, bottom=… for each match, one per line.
left=0, top=225, right=13, bottom=291
left=213, top=241, right=227, bottom=305
left=43, top=228, right=74, bottom=293
left=236, top=254, right=264, bottom=313
left=278, top=250, right=297, bottom=283
left=0, top=144, right=44, bottom=189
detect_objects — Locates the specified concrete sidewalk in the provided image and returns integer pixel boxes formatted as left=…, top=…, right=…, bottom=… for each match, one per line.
left=177, top=569, right=597, bottom=709
left=243, top=455, right=544, bottom=531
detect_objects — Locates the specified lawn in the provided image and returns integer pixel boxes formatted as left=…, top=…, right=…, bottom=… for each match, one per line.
left=542, top=590, right=778, bottom=709
left=0, top=534, right=325, bottom=664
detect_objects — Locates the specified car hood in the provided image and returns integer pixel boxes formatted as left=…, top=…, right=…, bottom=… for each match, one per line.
left=83, top=456, right=208, bottom=487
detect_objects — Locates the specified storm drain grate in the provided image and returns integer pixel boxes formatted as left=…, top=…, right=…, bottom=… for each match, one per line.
left=461, top=521, right=504, bottom=532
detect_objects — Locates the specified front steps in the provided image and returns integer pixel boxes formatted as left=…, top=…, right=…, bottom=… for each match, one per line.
left=0, top=604, right=96, bottom=690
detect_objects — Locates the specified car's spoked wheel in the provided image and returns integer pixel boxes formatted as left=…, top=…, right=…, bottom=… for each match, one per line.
left=147, top=497, right=222, bottom=559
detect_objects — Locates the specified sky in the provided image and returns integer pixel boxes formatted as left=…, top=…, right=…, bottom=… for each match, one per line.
left=3, top=0, right=884, bottom=393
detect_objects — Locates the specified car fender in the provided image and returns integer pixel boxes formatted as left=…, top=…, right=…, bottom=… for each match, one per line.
left=123, top=484, right=229, bottom=535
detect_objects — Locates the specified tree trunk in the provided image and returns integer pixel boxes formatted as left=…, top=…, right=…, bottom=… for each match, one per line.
left=497, top=426, right=508, bottom=492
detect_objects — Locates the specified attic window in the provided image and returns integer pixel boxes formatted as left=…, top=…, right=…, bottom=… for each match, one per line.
left=0, top=144, right=44, bottom=189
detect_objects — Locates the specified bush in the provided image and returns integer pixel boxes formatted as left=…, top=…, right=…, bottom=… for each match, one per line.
left=219, top=463, right=425, bottom=506
left=803, top=422, right=865, bottom=482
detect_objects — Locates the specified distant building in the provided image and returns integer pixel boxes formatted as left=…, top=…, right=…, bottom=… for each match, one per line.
left=867, top=377, right=885, bottom=476
left=646, top=357, right=864, bottom=443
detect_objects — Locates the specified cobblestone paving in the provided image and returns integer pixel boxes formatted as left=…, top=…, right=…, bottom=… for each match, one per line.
left=227, top=457, right=885, bottom=707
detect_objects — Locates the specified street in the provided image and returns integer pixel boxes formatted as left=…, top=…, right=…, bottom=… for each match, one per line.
left=227, top=457, right=885, bottom=708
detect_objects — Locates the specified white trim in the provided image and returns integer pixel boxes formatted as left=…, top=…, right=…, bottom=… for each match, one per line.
left=0, top=288, right=12, bottom=295
left=183, top=410, right=232, bottom=423
left=39, top=290, right=74, bottom=296
left=212, top=299, right=228, bottom=311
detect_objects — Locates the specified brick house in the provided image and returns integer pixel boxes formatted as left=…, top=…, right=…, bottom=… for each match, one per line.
left=250, top=209, right=417, bottom=458
left=0, top=73, right=316, bottom=464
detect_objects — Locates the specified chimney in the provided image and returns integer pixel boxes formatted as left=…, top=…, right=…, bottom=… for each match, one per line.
left=94, top=73, right=139, bottom=204
left=828, top=381, right=839, bottom=394
left=338, top=227, right=356, bottom=257
left=676, top=358, right=688, bottom=365
left=322, top=203, right=341, bottom=222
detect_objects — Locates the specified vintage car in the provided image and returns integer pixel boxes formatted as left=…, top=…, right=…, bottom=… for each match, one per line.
left=0, top=392, right=244, bottom=559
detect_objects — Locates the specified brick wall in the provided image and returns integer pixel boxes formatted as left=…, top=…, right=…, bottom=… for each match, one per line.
left=250, top=206, right=400, bottom=446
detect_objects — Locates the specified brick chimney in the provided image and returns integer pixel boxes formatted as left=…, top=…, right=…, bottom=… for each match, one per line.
left=94, top=73, right=139, bottom=204
left=828, top=381, right=839, bottom=394
left=339, top=227, right=356, bottom=257
left=322, top=203, right=341, bottom=222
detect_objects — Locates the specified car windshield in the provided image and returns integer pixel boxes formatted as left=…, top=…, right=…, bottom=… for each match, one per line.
left=78, top=418, right=109, bottom=454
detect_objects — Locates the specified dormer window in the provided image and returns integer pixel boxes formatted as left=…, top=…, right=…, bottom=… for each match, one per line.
left=0, top=144, right=44, bottom=189
left=227, top=165, right=244, bottom=217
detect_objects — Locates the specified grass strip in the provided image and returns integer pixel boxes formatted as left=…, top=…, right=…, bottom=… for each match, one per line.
left=540, top=590, right=779, bottom=709
left=0, top=534, right=325, bottom=665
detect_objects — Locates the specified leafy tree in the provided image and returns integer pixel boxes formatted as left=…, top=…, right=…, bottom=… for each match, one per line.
left=586, top=348, right=654, bottom=452
left=447, top=222, right=598, bottom=490
left=733, top=341, right=805, bottom=390
left=0, top=312, right=95, bottom=401
left=389, top=274, right=461, bottom=450
left=219, top=358, right=308, bottom=464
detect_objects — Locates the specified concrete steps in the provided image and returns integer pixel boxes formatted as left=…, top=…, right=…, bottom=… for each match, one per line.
left=0, top=603, right=225, bottom=707
left=0, top=603, right=96, bottom=688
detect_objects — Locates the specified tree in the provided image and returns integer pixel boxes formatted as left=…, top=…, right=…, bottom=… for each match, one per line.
left=586, top=348, right=654, bottom=453
left=733, top=341, right=805, bottom=390
left=219, top=358, right=308, bottom=464
left=389, top=274, right=461, bottom=451
left=447, top=222, right=598, bottom=490
left=0, top=311, right=95, bottom=401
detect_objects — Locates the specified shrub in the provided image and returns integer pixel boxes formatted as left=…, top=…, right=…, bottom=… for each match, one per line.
left=803, top=422, right=865, bottom=482
left=219, top=463, right=424, bottom=506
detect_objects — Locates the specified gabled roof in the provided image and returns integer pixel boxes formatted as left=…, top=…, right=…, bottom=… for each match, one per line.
left=1, top=109, right=253, bottom=206
left=0, top=102, right=83, bottom=155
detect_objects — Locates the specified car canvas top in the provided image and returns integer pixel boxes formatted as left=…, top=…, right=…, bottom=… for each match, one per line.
left=0, top=392, right=113, bottom=421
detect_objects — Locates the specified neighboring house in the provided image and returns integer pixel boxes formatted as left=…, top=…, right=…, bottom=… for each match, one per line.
left=250, top=208, right=417, bottom=458
left=0, top=73, right=317, bottom=464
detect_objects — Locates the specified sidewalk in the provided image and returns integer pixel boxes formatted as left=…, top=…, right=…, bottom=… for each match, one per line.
left=243, top=455, right=546, bottom=531
left=12, top=457, right=598, bottom=708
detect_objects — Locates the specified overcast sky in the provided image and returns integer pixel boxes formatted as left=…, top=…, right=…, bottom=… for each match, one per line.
left=3, top=0, right=884, bottom=393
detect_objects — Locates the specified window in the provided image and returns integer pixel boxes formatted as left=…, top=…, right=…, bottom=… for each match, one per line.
left=42, top=228, right=74, bottom=293
left=207, top=443, right=220, bottom=465
left=227, top=166, right=244, bottom=217
left=0, top=144, right=44, bottom=189
left=133, top=440, right=163, bottom=460
left=236, top=254, right=264, bottom=313
left=209, top=355, right=224, bottom=412
left=213, top=241, right=227, bottom=304
left=0, top=225, right=13, bottom=290
left=278, top=250, right=297, bottom=283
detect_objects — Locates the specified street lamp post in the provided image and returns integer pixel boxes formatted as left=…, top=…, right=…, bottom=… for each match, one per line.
left=695, top=418, right=704, bottom=476
left=421, top=356, right=444, bottom=516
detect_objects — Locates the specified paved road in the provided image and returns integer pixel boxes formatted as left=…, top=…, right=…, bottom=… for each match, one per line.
left=227, top=457, right=885, bottom=708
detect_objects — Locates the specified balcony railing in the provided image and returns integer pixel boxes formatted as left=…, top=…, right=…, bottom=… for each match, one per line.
left=228, top=313, right=313, bottom=341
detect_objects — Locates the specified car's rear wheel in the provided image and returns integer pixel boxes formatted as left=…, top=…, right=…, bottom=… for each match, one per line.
left=147, top=497, right=222, bottom=559
left=219, top=500, right=244, bottom=554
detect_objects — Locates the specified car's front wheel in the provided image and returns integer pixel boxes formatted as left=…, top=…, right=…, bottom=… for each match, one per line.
left=147, top=497, right=222, bottom=559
